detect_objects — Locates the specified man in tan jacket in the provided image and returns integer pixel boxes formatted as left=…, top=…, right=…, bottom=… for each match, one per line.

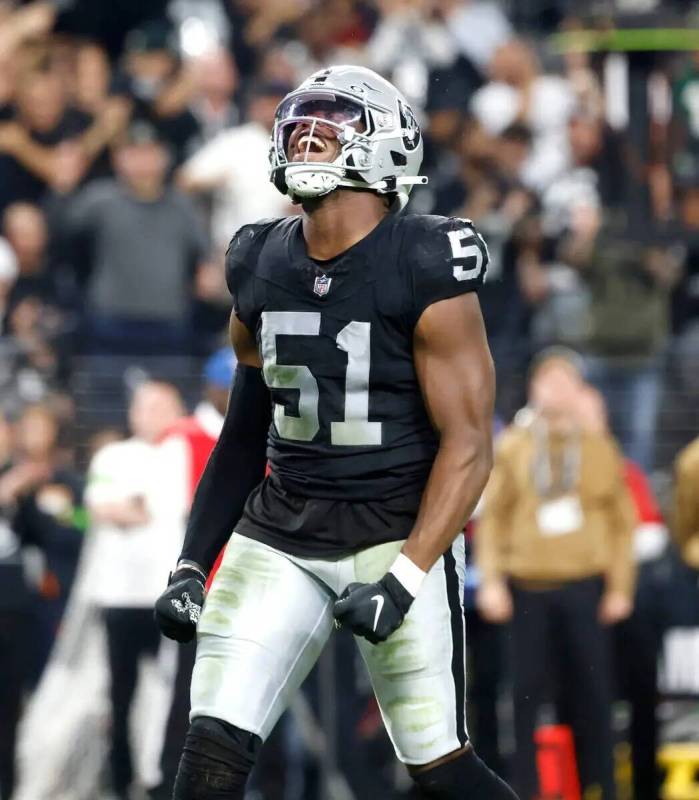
left=674, top=436, right=699, bottom=570
left=475, top=349, right=637, bottom=800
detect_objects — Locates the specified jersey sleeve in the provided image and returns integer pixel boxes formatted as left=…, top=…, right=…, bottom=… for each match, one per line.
left=224, top=218, right=280, bottom=331
left=406, top=215, right=489, bottom=326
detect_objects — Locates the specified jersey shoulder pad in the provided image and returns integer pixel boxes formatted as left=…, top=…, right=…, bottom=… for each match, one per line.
left=402, top=214, right=489, bottom=324
left=225, top=219, right=287, bottom=328
left=225, top=218, right=283, bottom=293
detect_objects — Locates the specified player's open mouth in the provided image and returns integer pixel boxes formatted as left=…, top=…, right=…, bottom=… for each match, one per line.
left=298, top=134, right=326, bottom=153
left=290, top=134, right=334, bottom=162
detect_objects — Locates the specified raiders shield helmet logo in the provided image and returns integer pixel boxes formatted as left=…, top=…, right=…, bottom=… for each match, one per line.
left=398, top=99, right=421, bottom=152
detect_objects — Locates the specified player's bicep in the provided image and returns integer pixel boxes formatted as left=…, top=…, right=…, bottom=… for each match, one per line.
left=413, top=293, right=495, bottom=443
left=229, top=312, right=262, bottom=368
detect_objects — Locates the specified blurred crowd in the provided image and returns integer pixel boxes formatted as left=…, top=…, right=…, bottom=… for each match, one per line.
left=0, top=0, right=699, bottom=799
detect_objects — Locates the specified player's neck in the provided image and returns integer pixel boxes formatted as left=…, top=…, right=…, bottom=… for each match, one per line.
left=301, top=190, right=389, bottom=261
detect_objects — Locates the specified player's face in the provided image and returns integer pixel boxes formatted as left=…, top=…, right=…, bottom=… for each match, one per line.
left=287, top=118, right=342, bottom=163
left=278, top=94, right=367, bottom=164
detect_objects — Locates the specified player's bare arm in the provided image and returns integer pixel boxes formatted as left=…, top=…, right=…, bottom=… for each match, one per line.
left=404, top=292, right=495, bottom=570
left=333, top=293, right=494, bottom=644
left=229, top=310, right=262, bottom=368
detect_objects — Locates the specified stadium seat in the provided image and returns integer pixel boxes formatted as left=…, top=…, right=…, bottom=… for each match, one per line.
left=658, top=743, right=699, bottom=800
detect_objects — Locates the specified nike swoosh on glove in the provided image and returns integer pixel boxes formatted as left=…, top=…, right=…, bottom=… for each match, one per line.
left=333, top=573, right=414, bottom=644
left=154, top=567, right=206, bottom=643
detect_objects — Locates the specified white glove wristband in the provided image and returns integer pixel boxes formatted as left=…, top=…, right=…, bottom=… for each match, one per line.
left=389, top=553, right=427, bottom=598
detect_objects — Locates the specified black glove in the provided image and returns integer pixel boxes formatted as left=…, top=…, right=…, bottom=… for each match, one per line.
left=154, top=563, right=206, bottom=643
left=333, top=573, right=414, bottom=644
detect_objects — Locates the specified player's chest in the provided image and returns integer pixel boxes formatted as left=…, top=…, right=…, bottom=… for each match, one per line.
left=252, top=277, right=413, bottom=398
left=255, top=257, right=408, bottom=342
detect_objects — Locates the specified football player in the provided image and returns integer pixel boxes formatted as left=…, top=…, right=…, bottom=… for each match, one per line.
left=155, top=65, right=518, bottom=799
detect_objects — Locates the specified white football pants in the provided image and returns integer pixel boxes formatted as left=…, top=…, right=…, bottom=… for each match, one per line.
left=191, top=533, right=467, bottom=765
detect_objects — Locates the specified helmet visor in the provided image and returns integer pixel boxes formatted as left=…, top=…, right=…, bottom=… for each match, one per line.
left=275, top=92, right=368, bottom=163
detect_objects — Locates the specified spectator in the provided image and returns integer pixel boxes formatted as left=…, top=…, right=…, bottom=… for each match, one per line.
left=0, top=64, right=120, bottom=213
left=0, top=66, right=83, bottom=210
left=578, top=224, right=682, bottom=470
left=178, top=82, right=292, bottom=253
left=0, top=238, right=63, bottom=416
left=149, top=347, right=234, bottom=800
left=84, top=380, right=184, bottom=800
left=10, top=402, right=85, bottom=674
left=73, top=42, right=113, bottom=117
left=114, top=20, right=201, bottom=166
left=462, top=417, right=510, bottom=778
left=1, top=206, right=72, bottom=408
left=673, top=433, right=699, bottom=572
left=541, top=112, right=624, bottom=238
left=189, top=47, right=240, bottom=142
left=671, top=161, right=699, bottom=394
left=470, top=39, right=575, bottom=192
left=0, top=235, right=18, bottom=335
left=0, top=409, right=41, bottom=800
left=0, top=2, right=57, bottom=109
left=71, top=43, right=132, bottom=181
left=558, top=20, right=604, bottom=121
left=519, top=198, right=597, bottom=353
left=254, top=43, right=300, bottom=89
left=448, top=120, right=534, bottom=417
left=445, top=0, right=513, bottom=75
left=290, top=1, right=370, bottom=78
left=64, top=119, right=210, bottom=355
left=2, top=296, right=66, bottom=415
left=365, top=0, right=455, bottom=107
left=576, top=384, right=666, bottom=800
left=475, top=349, right=637, bottom=800
left=224, top=0, right=310, bottom=68
left=2, top=202, right=56, bottom=307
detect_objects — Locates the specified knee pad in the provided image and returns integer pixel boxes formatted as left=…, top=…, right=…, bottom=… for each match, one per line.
left=173, top=716, right=261, bottom=800
left=413, top=746, right=520, bottom=800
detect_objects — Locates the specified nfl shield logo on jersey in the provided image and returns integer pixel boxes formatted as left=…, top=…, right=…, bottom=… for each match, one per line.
left=313, top=274, right=332, bottom=297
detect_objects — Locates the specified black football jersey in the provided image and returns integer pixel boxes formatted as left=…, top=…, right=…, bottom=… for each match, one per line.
left=226, top=212, right=488, bottom=556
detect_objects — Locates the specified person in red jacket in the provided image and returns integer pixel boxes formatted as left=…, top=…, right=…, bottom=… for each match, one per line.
left=149, top=347, right=235, bottom=800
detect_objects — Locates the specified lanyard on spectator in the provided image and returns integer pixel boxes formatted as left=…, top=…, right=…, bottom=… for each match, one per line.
left=531, top=418, right=581, bottom=499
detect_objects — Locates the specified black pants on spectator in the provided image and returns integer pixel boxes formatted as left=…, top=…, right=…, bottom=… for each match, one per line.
left=511, top=577, right=616, bottom=800
left=104, top=607, right=160, bottom=797
left=614, top=614, right=658, bottom=800
left=465, top=608, right=506, bottom=776
left=613, top=556, right=668, bottom=800
left=0, top=611, right=30, bottom=800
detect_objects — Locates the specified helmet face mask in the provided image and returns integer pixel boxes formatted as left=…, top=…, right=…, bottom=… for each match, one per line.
left=269, top=66, right=427, bottom=209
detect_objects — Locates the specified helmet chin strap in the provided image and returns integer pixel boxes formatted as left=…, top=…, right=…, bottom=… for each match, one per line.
left=284, top=163, right=344, bottom=199
left=285, top=163, right=428, bottom=201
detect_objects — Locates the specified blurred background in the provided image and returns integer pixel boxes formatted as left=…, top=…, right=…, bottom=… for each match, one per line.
left=0, top=0, right=699, bottom=799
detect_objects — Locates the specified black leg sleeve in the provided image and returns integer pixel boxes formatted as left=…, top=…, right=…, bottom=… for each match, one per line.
left=173, top=717, right=261, bottom=800
left=413, top=747, right=520, bottom=799
left=179, top=365, right=271, bottom=573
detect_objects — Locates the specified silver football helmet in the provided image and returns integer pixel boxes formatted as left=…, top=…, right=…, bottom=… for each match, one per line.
left=269, top=65, right=427, bottom=210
